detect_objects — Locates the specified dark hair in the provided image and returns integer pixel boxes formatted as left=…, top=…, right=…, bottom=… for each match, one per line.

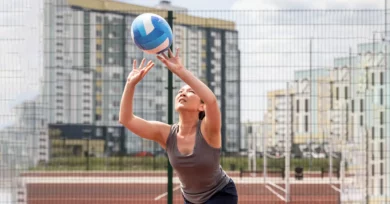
left=199, top=99, right=205, bottom=120
left=199, top=111, right=205, bottom=120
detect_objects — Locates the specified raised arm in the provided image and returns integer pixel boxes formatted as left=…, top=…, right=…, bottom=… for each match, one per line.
left=119, top=59, right=171, bottom=149
left=157, top=49, right=221, bottom=147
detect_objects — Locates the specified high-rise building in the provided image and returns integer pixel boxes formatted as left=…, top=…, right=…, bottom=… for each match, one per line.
left=43, top=0, right=241, bottom=154
left=263, top=39, right=390, bottom=202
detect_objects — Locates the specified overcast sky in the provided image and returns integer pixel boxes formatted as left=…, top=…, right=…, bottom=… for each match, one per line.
left=0, top=0, right=385, bottom=128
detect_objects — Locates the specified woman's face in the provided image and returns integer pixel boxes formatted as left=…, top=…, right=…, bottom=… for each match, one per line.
left=175, top=85, right=204, bottom=113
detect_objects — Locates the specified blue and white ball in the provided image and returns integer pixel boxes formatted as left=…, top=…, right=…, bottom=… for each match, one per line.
left=130, top=13, right=173, bottom=54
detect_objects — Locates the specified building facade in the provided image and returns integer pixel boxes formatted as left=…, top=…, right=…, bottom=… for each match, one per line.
left=42, top=0, right=241, bottom=154
left=263, top=39, right=389, bottom=202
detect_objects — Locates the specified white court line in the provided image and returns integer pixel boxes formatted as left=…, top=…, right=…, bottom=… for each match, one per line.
left=265, top=185, right=286, bottom=202
left=21, top=176, right=352, bottom=185
left=331, top=185, right=341, bottom=193
left=154, top=185, right=181, bottom=200
left=266, top=181, right=286, bottom=193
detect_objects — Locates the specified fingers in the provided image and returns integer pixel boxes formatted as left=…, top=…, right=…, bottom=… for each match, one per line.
left=161, top=52, right=169, bottom=60
left=138, top=58, right=146, bottom=69
left=175, top=48, right=180, bottom=58
left=168, top=48, right=173, bottom=58
left=133, top=59, right=137, bottom=70
left=157, top=55, right=167, bottom=63
left=142, top=61, right=155, bottom=77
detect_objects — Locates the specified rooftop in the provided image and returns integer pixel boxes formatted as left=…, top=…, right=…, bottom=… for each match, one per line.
left=67, top=0, right=236, bottom=30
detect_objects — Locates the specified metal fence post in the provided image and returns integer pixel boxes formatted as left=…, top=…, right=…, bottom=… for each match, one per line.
left=167, top=10, right=174, bottom=204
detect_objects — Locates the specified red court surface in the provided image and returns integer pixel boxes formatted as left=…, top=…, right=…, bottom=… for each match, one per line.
left=21, top=172, right=341, bottom=203
left=26, top=183, right=340, bottom=204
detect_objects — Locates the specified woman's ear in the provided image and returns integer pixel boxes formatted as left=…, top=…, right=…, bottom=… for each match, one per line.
left=198, top=103, right=205, bottom=112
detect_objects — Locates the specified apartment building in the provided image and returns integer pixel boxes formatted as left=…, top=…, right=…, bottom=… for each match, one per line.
left=42, top=0, right=241, bottom=154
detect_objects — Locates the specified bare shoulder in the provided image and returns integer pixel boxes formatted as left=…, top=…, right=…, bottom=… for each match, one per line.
left=158, top=122, right=173, bottom=144
left=200, top=120, right=222, bottom=149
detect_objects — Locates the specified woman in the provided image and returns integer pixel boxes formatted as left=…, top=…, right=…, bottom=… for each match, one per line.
left=119, top=48, right=238, bottom=204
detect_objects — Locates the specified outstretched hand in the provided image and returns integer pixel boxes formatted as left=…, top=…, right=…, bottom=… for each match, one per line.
left=127, top=58, right=154, bottom=85
left=157, top=48, right=186, bottom=75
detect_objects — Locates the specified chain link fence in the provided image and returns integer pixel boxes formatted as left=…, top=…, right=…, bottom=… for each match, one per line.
left=0, top=0, right=389, bottom=203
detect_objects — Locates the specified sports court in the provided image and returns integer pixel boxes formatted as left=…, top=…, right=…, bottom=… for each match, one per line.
left=1, top=0, right=387, bottom=204
left=21, top=172, right=342, bottom=204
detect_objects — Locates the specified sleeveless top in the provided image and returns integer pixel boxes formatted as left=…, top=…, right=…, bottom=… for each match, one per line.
left=166, top=120, right=231, bottom=204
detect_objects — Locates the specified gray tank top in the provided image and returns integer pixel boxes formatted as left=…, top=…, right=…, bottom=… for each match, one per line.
left=166, top=120, right=230, bottom=203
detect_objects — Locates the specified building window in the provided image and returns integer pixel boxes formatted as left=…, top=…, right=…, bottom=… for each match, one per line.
left=112, top=101, right=120, bottom=107
left=372, top=72, right=375, bottom=86
left=83, top=114, right=90, bottom=117
left=96, top=16, right=102, bottom=23
left=351, top=100, right=354, bottom=112
left=112, top=73, right=121, bottom=79
left=380, top=142, right=383, bottom=160
left=112, top=114, right=118, bottom=121
left=344, top=86, right=348, bottom=99
left=96, top=44, right=102, bottom=51
left=305, top=99, right=308, bottom=112
left=380, top=179, right=384, bottom=195
left=380, top=112, right=384, bottom=125
left=305, top=115, right=308, bottom=132
left=336, top=87, right=339, bottom=100
left=372, top=127, right=375, bottom=140
left=380, top=128, right=383, bottom=139
left=380, top=88, right=383, bottom=105
left=296, top=100, right=299, bottom=113
left=360, top=99, right=363, bottom=112
left=95, top=114, right=101, bottom=120
left=380, top=72, right=384, bottom=85
left=96, top=128, right=103, bottom=137
left=380, top=163, right=384, bottom=175
left=360, top=115, right=363, bottom=126
left=96, top=30, right=102, bottom=37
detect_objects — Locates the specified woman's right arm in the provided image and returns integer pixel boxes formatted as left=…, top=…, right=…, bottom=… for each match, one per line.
left=118, top=59, right=171, bottom=149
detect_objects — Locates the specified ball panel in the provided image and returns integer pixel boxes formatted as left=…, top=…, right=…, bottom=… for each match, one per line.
left=134, top=29, right=164, bottom=45
left=144, top=38, right=170, bottom=54
left=142, top=14, right=155, bottom=35
left=132, top=18, right=147, bottom=37
left=151, top=15, right=172, bottom=36
left=141, top=33, right=171, bottom=50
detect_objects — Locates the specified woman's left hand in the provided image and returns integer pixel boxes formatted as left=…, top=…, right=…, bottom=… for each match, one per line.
left=157, top=48, right=186, bottom=76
